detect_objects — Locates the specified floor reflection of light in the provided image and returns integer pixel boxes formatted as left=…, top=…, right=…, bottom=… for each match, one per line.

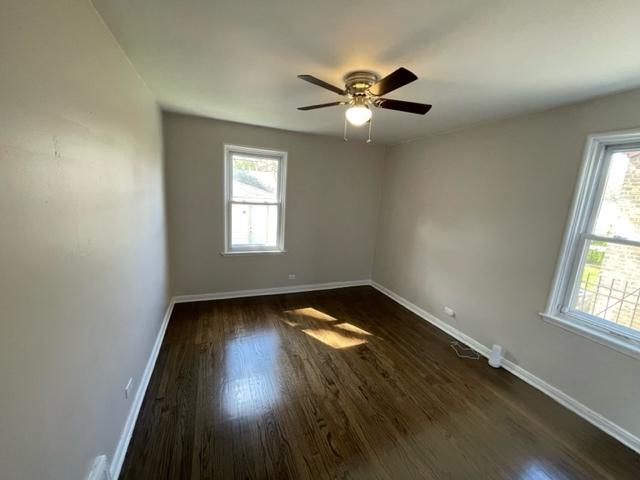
left=285, top=307, right=337, bottom=322
left=223, top=331, right=280, bottom=420
left=302, top=328, right=367, bottom=349
left=517, top=460, right=554, bottom=480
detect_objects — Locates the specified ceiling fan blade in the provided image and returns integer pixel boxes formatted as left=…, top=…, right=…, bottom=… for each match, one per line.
left=374, top=98, right=432, bottom=115
left=298, top=75, right=346, bottom=95
left=297, top=101, right=345, bottom=111
left=369, top=67, right=418, bottom=96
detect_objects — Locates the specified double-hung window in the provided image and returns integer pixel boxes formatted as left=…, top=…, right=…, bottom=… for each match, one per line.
left=223, top=145, right=287, bottom=254
left=543, top=130, right=640, bottom=358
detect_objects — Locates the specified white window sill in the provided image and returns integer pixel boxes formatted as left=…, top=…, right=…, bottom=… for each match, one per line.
left=220, top=250, right=287, bottom=257
left=540, top=312, right=640, bottom=360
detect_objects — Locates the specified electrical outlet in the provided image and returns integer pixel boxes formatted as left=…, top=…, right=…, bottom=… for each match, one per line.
left=444, top=306, right=456, bottom=318
left=125, top=377, right=133, bottom=400
left=288, top=274, right=296, bottom=280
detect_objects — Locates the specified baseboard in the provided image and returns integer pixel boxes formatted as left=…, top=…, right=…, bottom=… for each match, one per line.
left=172, top=279, right=371, bottom=304
left=87, top=455, right=110, bottom=480
left=370, top=280, right=640, bottom=454
left=109, top=298, right=176, bottom=479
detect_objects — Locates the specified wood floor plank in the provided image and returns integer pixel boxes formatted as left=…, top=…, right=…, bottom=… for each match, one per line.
left=120, top=286, right=640, bottom=479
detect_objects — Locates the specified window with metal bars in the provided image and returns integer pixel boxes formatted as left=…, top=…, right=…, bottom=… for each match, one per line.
left=543, top=131, right=640, bottom=359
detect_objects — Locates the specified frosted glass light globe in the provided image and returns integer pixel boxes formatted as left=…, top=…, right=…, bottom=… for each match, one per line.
left=345, top=105, right=372, bottom=126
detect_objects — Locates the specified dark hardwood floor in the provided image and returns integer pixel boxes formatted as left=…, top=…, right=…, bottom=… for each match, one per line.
left=120, top=286, right=640, bottom=479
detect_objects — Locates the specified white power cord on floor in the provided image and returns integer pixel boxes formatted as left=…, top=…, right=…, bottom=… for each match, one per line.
left=450, top=340, right=480, bottom=360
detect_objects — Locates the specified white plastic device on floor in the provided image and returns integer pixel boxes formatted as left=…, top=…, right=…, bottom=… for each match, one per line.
left=488, top=344, right=503, bottom=368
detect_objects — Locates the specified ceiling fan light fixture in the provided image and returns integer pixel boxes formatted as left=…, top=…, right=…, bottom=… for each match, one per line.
left=297, top=68, right=431, bottom=141
left=345, top=105, right=372, bottom=126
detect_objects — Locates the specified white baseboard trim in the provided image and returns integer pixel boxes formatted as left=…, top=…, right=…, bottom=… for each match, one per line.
left=87, top=455, right=110, bottom=480
left=109, top=298, right=176, bottom=480
left=172, top=279, right=371, bottom=304
left=370, top=280, right=640, bottom=454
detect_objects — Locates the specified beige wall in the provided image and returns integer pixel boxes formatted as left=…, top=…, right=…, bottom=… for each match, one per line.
left=0, top=1, right=168, bottom=479
left=373, top=88, right=640, bottom=440
left=164, top=112, right=386, bottom=296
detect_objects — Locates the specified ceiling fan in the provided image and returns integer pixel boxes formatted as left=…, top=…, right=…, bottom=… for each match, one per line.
left=297, top=68, right=432, bottom=137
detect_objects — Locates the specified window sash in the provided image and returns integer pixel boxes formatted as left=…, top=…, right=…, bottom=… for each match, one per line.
left=223, top=145, right=287, bottom=253
left=563, top=234, right=640, bottom=343
left=229, top=151, right=283, bottom=203
left=228, top=201, right=281, bottom=250
left=565, top=233, right=640, bottom=309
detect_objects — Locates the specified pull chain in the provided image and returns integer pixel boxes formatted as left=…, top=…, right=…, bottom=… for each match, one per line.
left=343, top=115, right=348, bottom=141
left=366, top=116, right=373, bottom=143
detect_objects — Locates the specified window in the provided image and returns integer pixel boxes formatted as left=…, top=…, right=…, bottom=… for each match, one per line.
left=543, top=130, right=640, bottom=359
left=223, top=144, right=287, bottom=254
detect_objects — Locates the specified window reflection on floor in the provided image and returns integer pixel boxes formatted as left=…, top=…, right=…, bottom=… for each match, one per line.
left=221, top=307, right=373, bottom=420
left=223, top=331, right=280, bottom=419
left=517, top=460, right=556, bottom=480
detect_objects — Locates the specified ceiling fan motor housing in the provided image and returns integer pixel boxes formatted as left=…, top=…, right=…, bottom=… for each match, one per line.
left=343, top=70, right=380, bottom=98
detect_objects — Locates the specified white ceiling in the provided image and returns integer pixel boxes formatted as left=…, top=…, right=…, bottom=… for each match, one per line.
left=93, top=0, right=640, bottom=144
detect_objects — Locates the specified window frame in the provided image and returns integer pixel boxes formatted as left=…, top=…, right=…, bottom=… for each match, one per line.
left=222, top=144, right=287, bottom=255
left=542, top=129, right=640, bottom=359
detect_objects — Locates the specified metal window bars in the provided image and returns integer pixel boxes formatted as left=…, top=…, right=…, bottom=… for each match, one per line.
left=576, top=273, right=640, bottom=331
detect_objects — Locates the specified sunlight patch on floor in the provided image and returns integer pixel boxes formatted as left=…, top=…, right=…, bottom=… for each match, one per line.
left=285, top=307, right=337, bottom=322
left=302, top=328, right=367, bottom=349
left=281, top=306, right=374, bottom=349
left=334, top=322, right=373, bottom=336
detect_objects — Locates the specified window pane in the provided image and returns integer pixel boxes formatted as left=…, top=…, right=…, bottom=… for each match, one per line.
left=592, top=150, right=640, bottom=240
left=231, top=204, right=278, bottom=247
left=572, top=239, right=640, bottom=333
left=232, top=155, right=279, bottom=202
